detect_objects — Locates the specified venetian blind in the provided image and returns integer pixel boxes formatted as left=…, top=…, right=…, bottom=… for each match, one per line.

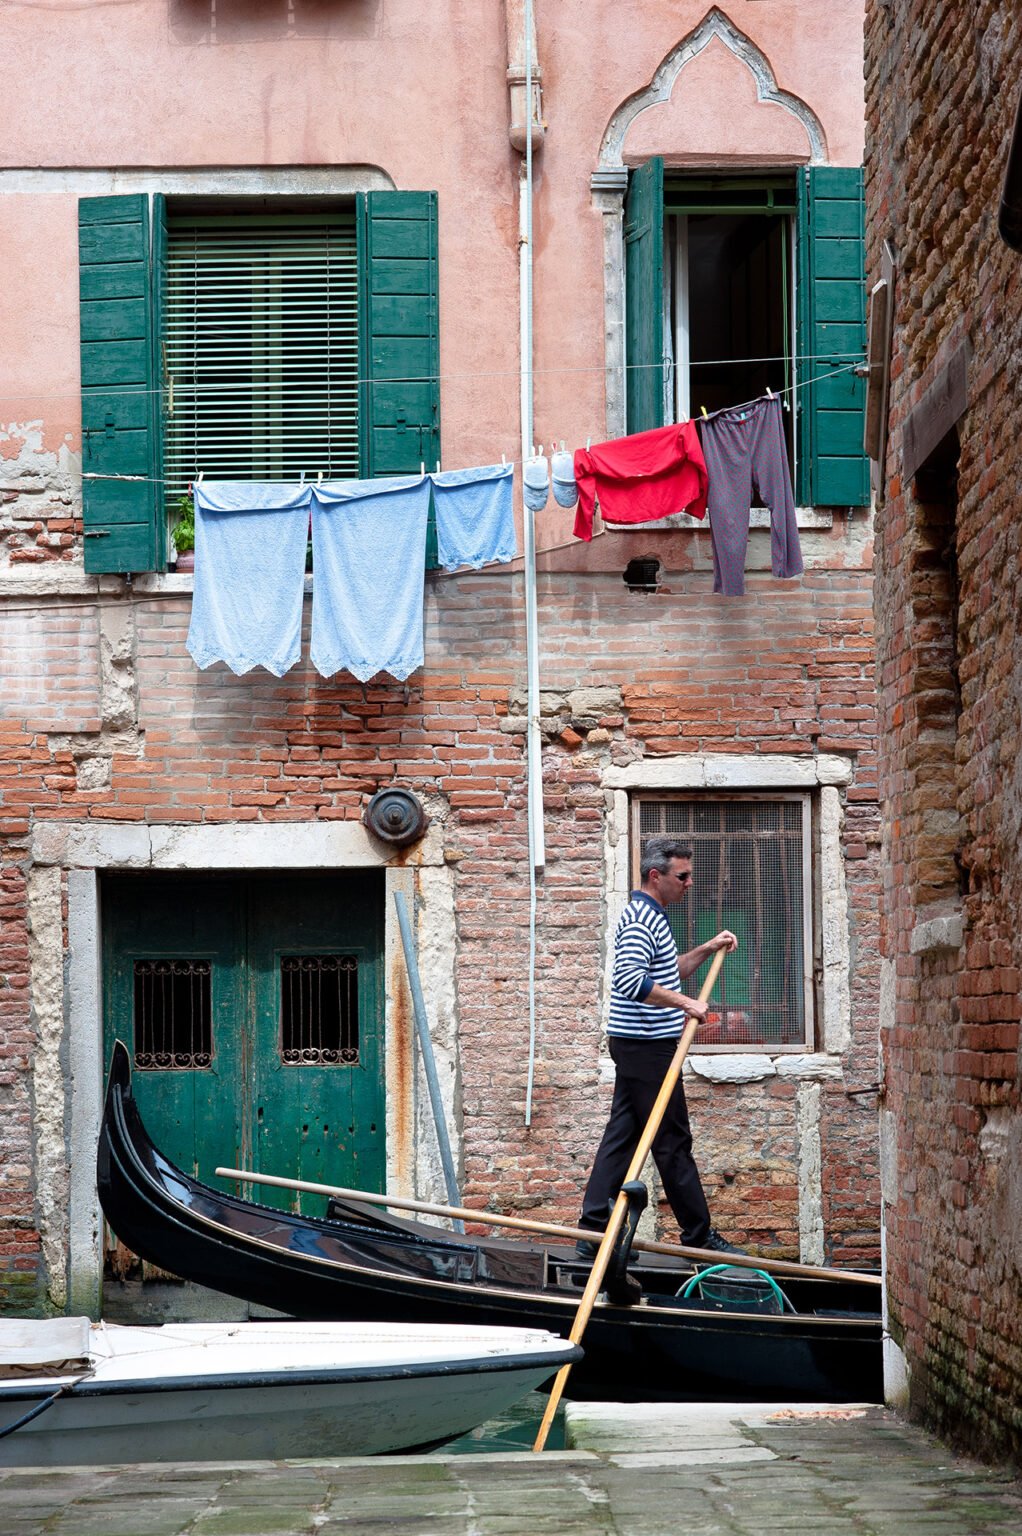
left=163, top=211, right=359, bottom=514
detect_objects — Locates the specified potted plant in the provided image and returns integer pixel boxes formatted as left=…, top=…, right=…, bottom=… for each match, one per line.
left=172, top=494, right=195, bottom=571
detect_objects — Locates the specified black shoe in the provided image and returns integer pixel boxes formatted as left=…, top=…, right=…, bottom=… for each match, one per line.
left=701, top=1228, right=748, bottom=1255
left=574, top=1238, right=600, bottom=1260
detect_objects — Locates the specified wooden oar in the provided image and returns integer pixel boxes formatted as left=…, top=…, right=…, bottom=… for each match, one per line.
left=213, top=1165, right=879, bottom=1289
left=531, top=948, right=726, bottom=1452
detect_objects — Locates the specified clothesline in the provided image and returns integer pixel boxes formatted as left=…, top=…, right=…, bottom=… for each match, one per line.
left=2, top=355, right=866, bottom=406
left=76, top=365, right=863, bottom=489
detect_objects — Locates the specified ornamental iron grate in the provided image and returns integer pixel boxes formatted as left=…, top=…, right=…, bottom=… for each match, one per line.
left=637, top=797, right=810, bottom=1048
left=133, top=959, right=213, bottom=1070
left=281, top=955, right=359, bottom=1065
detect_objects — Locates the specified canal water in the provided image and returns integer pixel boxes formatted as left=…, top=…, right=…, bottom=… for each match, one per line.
left=437, top=1392, right=565, bottom=1454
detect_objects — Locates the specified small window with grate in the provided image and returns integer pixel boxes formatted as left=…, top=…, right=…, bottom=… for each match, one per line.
left=281, top=955, right=359, bottom=1066
left=133, top=959, right=213, bottom=1070
left=633, top=795, right=813, bottom=1050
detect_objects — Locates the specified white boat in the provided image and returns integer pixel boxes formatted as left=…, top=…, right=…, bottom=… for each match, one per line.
left=0, top=1316, right=580, bottom=1465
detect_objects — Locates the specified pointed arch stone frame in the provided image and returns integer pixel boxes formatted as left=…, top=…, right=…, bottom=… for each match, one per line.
left=591, top=7, right=828, bottom=439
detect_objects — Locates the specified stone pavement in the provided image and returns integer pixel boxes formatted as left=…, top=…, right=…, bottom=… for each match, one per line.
left=1, top=1401, right=1021, bottom=1535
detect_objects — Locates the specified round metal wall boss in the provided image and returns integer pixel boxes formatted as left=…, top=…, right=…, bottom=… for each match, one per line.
left=363, top=787, right=428, bottom=846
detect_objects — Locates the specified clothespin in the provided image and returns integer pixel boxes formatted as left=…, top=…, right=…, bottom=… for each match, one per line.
left=501, top=452, right=506, bottom=466
left=586, top=437, right=591, bottom=450
left=435, top=460, right=440, bottom=474
left=420, top=461, right=425, bottom=475
left=766, top=386, right=774, bottom=399
left=316, top=470, right=323, bottom=486
left=197, top=470, right=204, bottom=484
left=700, top=406, right=708, bottom=420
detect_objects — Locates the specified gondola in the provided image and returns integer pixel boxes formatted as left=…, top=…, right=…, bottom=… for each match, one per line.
left=97, top=1042, right=883, bottom=1403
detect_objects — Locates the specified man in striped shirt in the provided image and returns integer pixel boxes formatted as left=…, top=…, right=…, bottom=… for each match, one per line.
left=577, top=836, right=742, bottom=1256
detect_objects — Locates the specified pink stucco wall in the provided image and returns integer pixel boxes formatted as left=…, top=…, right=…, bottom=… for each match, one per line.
left=1, top=0, right=865, bottom=545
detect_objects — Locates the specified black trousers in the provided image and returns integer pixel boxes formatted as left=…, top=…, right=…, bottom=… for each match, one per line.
left=579, top=1035, right=712, bottom=1246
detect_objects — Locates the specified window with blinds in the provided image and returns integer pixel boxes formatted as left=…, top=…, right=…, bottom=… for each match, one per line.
left=163, top=210, right=359, bottom=515
left=633, top=794, right=814, bottom=1050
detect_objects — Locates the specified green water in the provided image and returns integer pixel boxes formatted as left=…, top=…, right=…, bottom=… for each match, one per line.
left=437, top=1392, right=565, bottom=1455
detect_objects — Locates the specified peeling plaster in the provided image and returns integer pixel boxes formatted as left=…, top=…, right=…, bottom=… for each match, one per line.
left=0, top=427, right=80, bottom=565
left=27, top=865, right=68, bottom=1310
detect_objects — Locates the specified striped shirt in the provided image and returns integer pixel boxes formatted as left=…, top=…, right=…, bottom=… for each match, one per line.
left=608, top=891, right=683, bottom=1039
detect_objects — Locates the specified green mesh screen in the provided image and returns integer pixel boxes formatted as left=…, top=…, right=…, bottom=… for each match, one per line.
left=637, top=798, right=809, bottom=1047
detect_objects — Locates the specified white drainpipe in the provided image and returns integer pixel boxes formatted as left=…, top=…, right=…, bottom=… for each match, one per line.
left=508, top=0, right=545, bottom=1122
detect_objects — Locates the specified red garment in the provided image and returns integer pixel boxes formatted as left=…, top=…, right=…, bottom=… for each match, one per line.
left=572, top=422, right=708, bottom=542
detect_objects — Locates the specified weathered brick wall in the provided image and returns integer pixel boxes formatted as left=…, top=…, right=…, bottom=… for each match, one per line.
left=1, top=558, right=882, bottom=1310
left=866, top=0, right=1022, bottom=1462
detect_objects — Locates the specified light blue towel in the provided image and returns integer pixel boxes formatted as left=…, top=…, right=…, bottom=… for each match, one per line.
left=431, top=462, right=517, bottom=570
left=186, top=481, right=311, bottom=676
left=310, top=476, right=431, bottom=680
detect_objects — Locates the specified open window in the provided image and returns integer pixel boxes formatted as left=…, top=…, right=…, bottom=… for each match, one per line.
left=666, top=176, right=796, bottom=469
left=624, top=159, right=869, bottom=508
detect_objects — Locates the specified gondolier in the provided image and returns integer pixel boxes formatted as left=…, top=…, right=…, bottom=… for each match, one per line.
left=576, top=836, right=743, bottom=1258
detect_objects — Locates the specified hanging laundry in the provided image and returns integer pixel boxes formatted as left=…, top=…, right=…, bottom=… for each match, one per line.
left=551, top=448, right=578, bottom=508
left=431, top=461, right=517, bottom=570
left=697, top=395, right=803, bottom=597
left=186, top=481, right=311, bottom=677
left=310, top=475, right=432, bottom=681
left=572, top=422, right=708, bottom=542
left=522, top=454, right=550, bottom=513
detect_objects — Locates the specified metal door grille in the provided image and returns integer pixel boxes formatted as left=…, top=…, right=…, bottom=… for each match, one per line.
left=163, top=211, right=359, bottom=514
left=133, top=959, right=213, bottom=1069
left=281, top=955, right=359, bottom=1065
left=635, top=796, right=812, bottom=1048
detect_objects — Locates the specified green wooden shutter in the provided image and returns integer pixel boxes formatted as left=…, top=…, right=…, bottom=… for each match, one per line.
left=358, top=191, right=440, bottom=566
left=78, top=195, right=165, bottom=572
left=624, top=157, right=665, bottom=436
left=796, top=167, right=869, bottom=507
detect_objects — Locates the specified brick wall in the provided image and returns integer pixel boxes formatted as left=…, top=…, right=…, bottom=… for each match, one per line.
left=0, top=557, right=883, bottom=1311
left=866, top=0, right=1022, bottom=1462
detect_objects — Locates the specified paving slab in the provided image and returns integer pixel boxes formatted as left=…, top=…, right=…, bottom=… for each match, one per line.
left=1, top=1402, right=1020, bottom=1535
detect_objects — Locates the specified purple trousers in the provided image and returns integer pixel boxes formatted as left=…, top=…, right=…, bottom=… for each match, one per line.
left=698, top=396, right=803, bottom=597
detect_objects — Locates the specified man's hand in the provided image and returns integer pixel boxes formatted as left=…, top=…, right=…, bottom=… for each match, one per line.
left=676, top=928, right=738, bottom=980
left=678, top=994, right=709, bottom=1022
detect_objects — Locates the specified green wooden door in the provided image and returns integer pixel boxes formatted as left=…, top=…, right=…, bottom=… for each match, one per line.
left=102, top=876, right=245, bottom=1178
left=247, top=874, right=385, bottom=1211
left=102, top=873, right=385, bottom=1213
